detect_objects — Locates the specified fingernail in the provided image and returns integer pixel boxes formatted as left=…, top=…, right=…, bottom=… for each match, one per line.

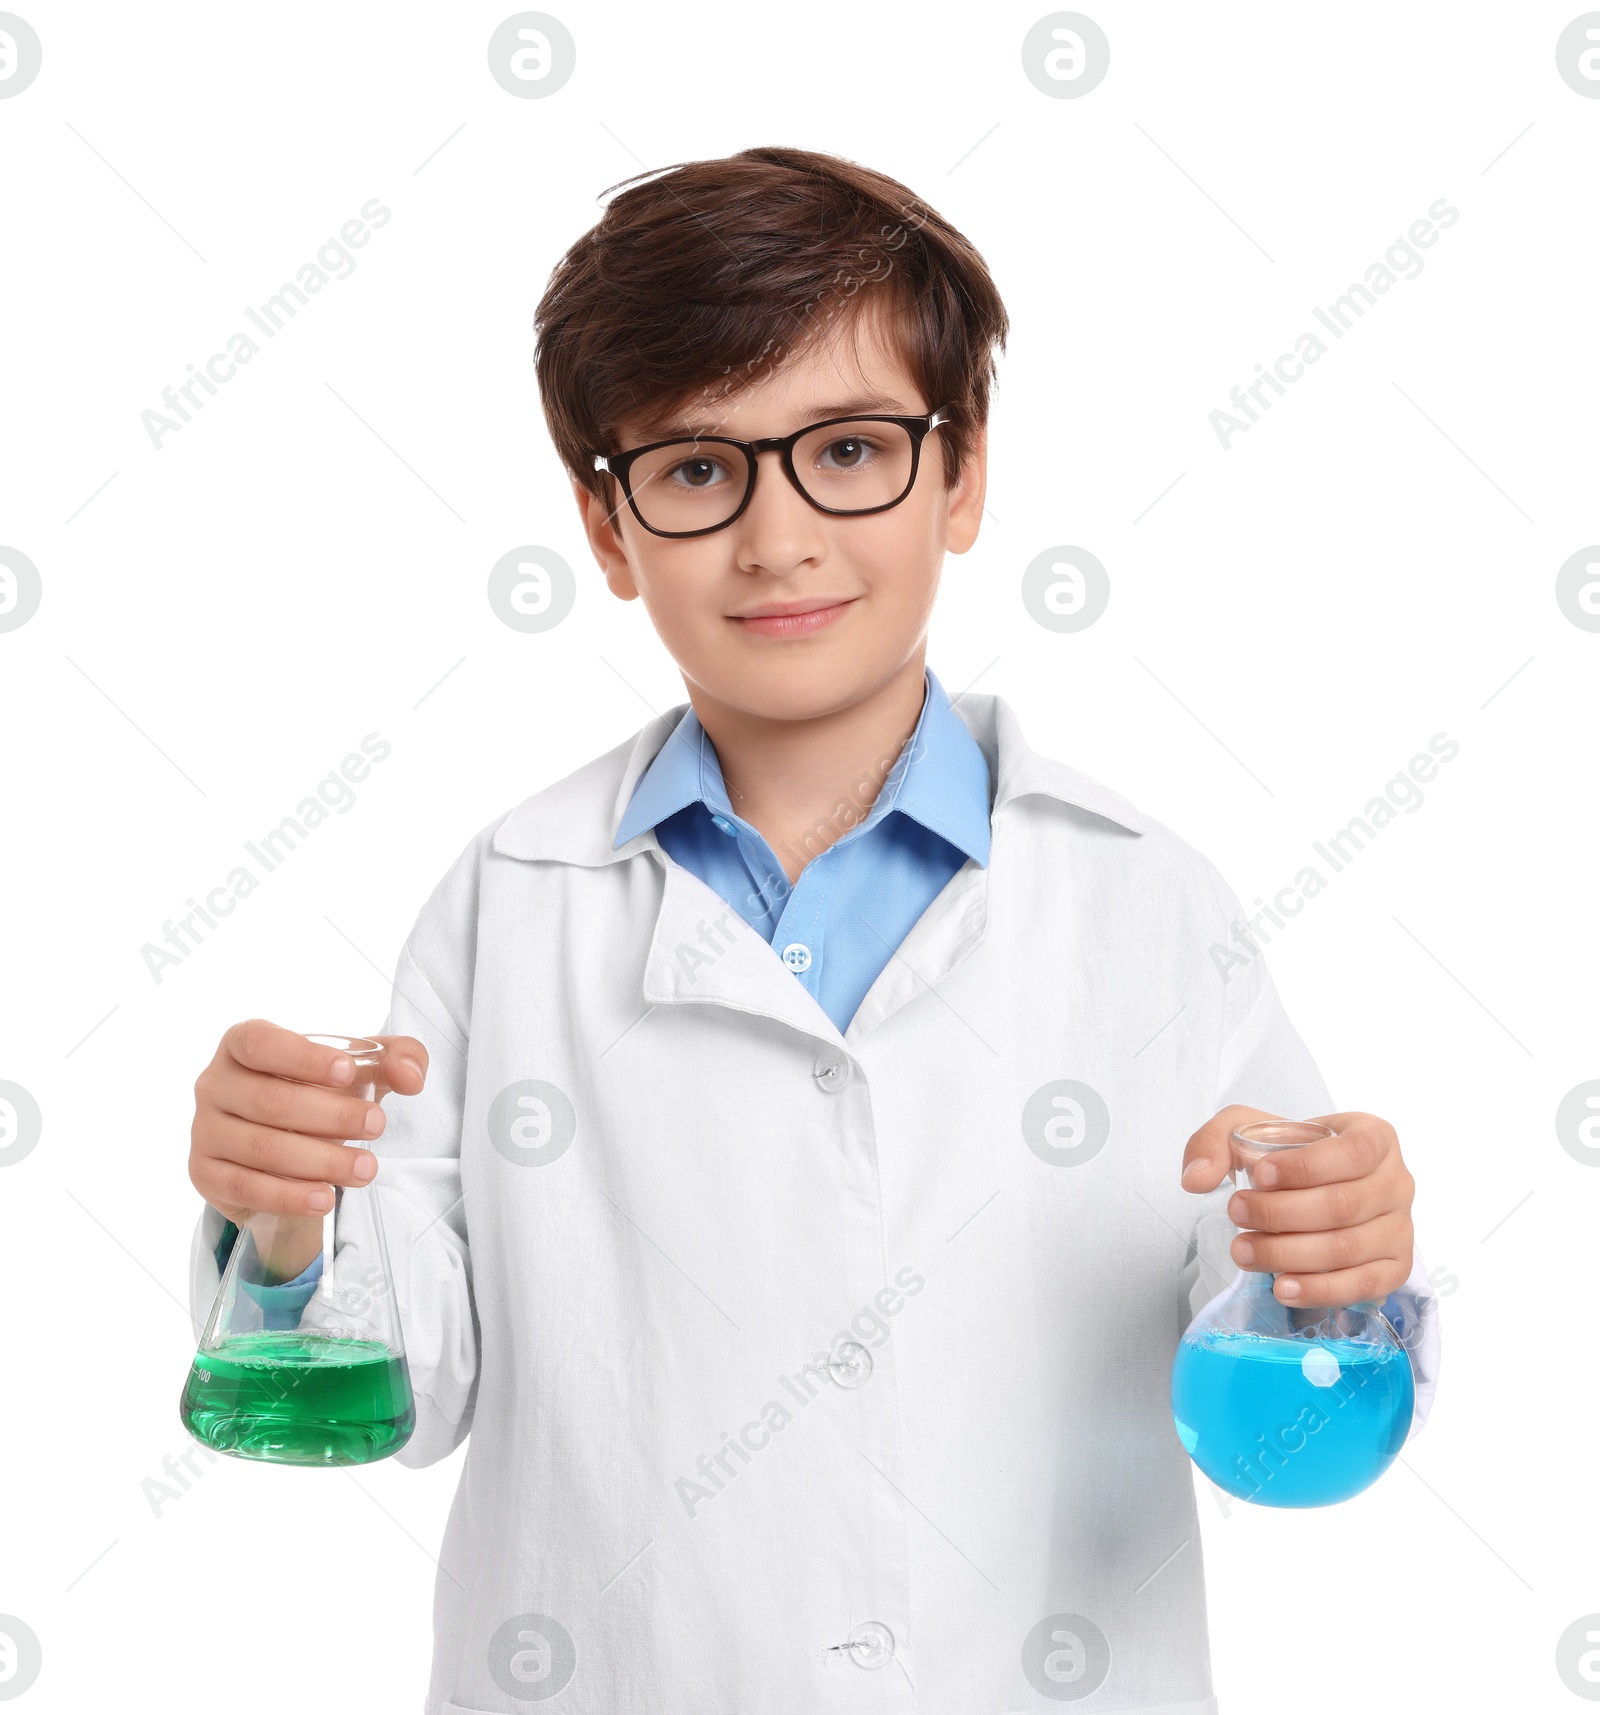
left=308, top=1188, right=333, bottom=1211
left=1234, top=1239, right=1256, bottom=1265
left=353, top=1154, right=377, bottom=1183
left=329, top=1056, right=353, bottom=1083
left=1181, top=1161, right=1206, bottom=1187
left=363, top=1105, right=384, bottom=1136
left=1278, top=1277, right=1302, bottom=1299
left=1255, top=1161, right=1278, bottom=1186
left=1228, top=1195, right=1247, bottom=1222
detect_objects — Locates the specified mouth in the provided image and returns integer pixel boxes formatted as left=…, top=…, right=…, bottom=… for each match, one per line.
left=728, top=597, right=857, bottom=639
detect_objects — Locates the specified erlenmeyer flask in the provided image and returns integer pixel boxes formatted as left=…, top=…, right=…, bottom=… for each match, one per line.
left=1171, top=1120, right=1413, bottom=1507
left=180, top=1035, right=414, bottom=1465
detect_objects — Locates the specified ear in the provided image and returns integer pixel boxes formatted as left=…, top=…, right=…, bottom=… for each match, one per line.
left=944, top=423, right=988, bottom=556
left=573, top=477, right=641, bottom=601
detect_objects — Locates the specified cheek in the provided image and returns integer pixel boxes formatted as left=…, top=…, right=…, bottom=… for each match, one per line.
left=627, top=546, right=727, bottom=633
left=848, top=506, right=945, bottom=596
left=638, top=587, right=723, bottom=664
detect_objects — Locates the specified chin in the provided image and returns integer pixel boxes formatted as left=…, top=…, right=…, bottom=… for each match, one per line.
left=710, top=653, right=907, bottom=723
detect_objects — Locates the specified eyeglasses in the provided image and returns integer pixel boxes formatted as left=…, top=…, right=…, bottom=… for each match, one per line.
left=590, top=408, right=950, bottom=540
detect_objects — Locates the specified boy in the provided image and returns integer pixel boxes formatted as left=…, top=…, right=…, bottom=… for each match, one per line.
left=187, top=146, right=1436, bottom=1712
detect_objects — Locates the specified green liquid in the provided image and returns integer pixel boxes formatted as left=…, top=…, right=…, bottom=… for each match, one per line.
left=180, top=1331, right=415, bottom=1466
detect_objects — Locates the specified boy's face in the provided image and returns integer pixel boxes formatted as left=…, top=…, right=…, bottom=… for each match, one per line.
left=573, top=297, right=987, bottom=724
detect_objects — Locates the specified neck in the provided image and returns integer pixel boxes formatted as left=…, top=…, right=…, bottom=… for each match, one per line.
left=686, top=654, right=929, bottom=884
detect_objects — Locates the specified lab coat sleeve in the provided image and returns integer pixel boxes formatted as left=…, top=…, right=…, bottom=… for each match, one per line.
left=373, top=935, right=479, bottom=1468
left=1180, top=863, right=1440, bottom=1438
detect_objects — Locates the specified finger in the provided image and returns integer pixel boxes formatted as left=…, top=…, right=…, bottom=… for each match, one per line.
left=373, top=1035, right=428, bottom=1098
left=212, top=1061, right=385, bottom=1144
left=1229, top=1174, right=1401, bottom=1234
left=1270, top=1254, right=1412, bottom=1309
left=1231, top=1212, right=1412, bottom=1277
left=1249, top=1114, right=1394, bottom=1189
left=193, top=1156, right=339, bottom=1221
left=203, top=1112, right=379, bottom=1196
left=224, top=1019, right=361, bottom=1088
left=1181, top=1104, right=1275, bottom=1193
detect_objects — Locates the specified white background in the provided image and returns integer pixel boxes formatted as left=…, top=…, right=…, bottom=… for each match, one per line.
left=1, top=2, right=1596, bottom=1710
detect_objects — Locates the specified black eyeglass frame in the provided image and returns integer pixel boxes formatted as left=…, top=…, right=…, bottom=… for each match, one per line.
left=589, top=408, right=951, bottom=540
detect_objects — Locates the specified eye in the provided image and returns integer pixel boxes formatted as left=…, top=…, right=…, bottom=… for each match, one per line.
left=668, top=456, right=727, bottom=489
left=818, top=436, right=877, bottom=470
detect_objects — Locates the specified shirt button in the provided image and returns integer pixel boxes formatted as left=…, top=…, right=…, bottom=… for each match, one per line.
left=813, top=1057, right=851, bottom=1092
left=780, top=942, right=812, bottom=973
left=710, top=815, right=736, bottom=836
left=845, top=1620, right=895, bottom=1669
left=828, top=1341, right=873, bottom=1388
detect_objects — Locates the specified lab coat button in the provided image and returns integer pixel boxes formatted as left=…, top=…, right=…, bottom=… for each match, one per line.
left=780, top=942, right=812, bottom=972
left=814, top=1057, right=851, bottom=1091
left=845, top=1620, right=894, bottom=1669
left=828, top=1341, right=873, bottom=1388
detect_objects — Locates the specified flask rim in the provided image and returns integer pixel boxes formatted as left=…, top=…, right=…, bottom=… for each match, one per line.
left=1230, top=1119, right=1336, bottom=1154
left=305, top=1033, right=385, bottom=1066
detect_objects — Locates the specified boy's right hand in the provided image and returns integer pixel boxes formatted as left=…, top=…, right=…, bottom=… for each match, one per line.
left=189, top=1021, right=428, bottom=1227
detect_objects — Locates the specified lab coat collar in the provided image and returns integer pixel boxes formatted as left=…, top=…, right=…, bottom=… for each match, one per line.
left=641, top=857, right=848, bottom=1045
left=491, top=691, right=1146, bottom=1050
left=960, top=690, right=1150, bottom=836
left=490, top=706, right=690, bottom=868
left=490, top=689, right=1148, bottom=869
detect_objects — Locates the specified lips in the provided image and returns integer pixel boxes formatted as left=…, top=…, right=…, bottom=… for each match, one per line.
left=729, top=598, right=856, bottom=639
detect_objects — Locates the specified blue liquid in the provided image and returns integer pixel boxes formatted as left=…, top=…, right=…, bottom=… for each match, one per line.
left=1171, top=1327, right=1413, bottom=1507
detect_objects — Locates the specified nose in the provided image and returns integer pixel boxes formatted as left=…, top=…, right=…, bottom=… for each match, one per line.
left=733, top=446, right=827, bottom=574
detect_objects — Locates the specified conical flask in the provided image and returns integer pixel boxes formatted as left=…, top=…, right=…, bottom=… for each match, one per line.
left=180, top=1035, right=415, bottom=1465
left=1171, top=1120, right=1413, bottom=1507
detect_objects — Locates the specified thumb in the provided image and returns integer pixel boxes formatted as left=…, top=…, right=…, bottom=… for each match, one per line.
left=372, top=1035, right=428, bottom=1099
left=1181, top=1104, right=1272, bottom=1193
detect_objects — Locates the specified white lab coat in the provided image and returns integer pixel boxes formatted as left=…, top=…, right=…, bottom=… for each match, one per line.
left=189, top=691, right=1437, bottom=1714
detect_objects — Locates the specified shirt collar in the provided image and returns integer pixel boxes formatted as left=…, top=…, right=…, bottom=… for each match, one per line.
left=878, top=668, right=991, bottom=864
left=611, top=668, right=992, bottom=865
left=610, top=706, right=725, bottom=846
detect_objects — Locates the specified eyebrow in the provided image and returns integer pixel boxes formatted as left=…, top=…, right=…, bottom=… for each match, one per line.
left=639, top=394, right=915, bottom=442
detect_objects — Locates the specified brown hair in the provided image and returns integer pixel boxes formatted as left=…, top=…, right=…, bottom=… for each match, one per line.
left=533, top=145, right=1009, bottom=503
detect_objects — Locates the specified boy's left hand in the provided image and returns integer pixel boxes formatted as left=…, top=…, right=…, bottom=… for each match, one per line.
left=1179, top=1105, right=1416, bottom=1307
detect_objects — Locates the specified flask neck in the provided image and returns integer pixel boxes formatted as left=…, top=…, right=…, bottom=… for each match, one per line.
left=1228, top=1121, right=1332, bottom=1279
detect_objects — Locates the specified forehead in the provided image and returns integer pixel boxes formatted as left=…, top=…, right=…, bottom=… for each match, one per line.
left=619, top=294, right=927, bottom=445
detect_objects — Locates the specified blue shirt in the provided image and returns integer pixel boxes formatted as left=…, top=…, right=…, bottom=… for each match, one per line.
left=210, top=1221, right=328, bottom=1320
left=613, top=666, right=993, bottom=1033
